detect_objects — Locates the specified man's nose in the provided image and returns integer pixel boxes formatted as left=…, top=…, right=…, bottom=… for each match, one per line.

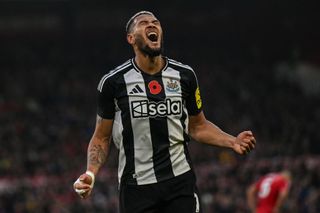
left=147, top=22, right=156, bottom=28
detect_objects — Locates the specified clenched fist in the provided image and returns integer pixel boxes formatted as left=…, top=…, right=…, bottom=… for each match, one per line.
left=233, top=131, right=256, bottom=155
left=73, top=171, right=95, bottom=199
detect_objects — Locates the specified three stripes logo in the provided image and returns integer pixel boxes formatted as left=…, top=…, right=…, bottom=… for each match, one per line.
left=129, top=85, right=144, bottom=95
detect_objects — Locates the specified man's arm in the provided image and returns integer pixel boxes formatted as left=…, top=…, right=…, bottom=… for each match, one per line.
left=188, top=111, right=256, bottom=154
left=273, top=185, right=290, bottom=213
left=246, top=183, right=257, bottom=213
left=87, top=115, right=113, bottom=175
left=73, top=115, right=113, bottom=199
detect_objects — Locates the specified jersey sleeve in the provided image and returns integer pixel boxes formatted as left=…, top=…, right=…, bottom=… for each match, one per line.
left=97, top=76, right=115, bottom=119
left=186, top=70, right=203, bottom=115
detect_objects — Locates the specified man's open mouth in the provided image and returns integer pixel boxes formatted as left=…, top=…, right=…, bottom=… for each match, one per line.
left=147, top=32, right=158, bottom=42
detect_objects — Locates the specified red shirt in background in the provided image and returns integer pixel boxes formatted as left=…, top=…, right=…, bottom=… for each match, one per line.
left=255, top=173, right=290, bottom=213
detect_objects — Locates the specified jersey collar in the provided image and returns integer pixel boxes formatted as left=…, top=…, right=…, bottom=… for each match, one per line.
left=131, top=56, right=168, bottom=75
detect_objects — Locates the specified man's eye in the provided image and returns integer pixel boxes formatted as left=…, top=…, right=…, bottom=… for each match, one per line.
left=153, top=21, right=160, bottom=25
left=139, top=21, right=148, bottom=25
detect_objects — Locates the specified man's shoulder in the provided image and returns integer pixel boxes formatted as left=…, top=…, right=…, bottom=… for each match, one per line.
left=167, top=58, right=194, bottom=72
left=97, top=59, right=133, bottom=91
left=108, top=59, right=133, bottom=77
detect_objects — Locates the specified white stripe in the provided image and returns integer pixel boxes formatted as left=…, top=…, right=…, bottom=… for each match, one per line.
left=115, top=59, right=131, bottom=70
left=183, top=105, right=189, bottom=135
left=124, top=69, right=157, bottom=185
left=98, top=62, right=131, bottom=92
left=162, top=67, right=191, bottom=177
left=168, top=59, right=193, bottom=71
left=112, top=110, right=125, bottom=184
left=194, top=192, right=200, bottom=213
left=98, top=62, right=130, bottom=91
left=98, top=62, right=131, bottom=91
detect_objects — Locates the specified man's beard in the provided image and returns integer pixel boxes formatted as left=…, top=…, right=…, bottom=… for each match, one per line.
left=135, top=34, right=164, bottom=57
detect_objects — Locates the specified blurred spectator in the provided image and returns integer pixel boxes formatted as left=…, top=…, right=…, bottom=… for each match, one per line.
left=246, top=170, right=291, bottom=213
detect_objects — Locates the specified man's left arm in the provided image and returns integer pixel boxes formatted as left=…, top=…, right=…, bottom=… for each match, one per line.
left=273, top=180, right=291, bottom=213
left=188, top=111, right=256, bottom=154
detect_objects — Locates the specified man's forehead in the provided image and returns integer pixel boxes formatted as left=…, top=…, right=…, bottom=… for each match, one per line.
left=134, top=14, right=158, bottom=23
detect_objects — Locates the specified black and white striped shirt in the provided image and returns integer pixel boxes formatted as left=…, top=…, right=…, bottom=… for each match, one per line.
left=97, top=57, right=203, bottom=185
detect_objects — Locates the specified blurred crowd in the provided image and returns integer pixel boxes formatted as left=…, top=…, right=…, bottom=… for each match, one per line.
left=1, top=2, right=320, bottom=213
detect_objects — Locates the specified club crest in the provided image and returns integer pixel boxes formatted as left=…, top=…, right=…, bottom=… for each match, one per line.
left=166, top=79, right=180, bottom=92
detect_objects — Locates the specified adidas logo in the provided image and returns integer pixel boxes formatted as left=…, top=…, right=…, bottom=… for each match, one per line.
left=129, top=85, right=144, bottom=94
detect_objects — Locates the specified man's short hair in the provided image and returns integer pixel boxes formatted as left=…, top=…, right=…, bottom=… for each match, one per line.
left=126, top=11, right=155, bottom=33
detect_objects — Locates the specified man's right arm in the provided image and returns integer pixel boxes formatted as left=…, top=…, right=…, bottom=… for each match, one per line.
left=87, top=115, right=113, bottom=175
left=73, top=115, right=113, bottom=199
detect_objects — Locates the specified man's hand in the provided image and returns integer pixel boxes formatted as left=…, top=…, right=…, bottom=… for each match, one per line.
left=233, top=131, right=256, bottom=155
left=73, top=171, right=95, bottom=199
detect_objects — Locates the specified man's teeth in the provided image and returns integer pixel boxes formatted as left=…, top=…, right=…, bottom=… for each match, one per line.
left=148, top=33, right=158, bottom=40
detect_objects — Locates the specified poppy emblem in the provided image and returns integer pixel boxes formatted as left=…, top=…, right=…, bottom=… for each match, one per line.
left=148, top=80, right=162, bottom=95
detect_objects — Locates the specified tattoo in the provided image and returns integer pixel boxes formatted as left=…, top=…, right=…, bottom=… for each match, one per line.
left=89, top=144, right=106, bottom=166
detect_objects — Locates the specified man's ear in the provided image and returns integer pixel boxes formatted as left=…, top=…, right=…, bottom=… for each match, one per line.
left=127, top=34, right=134, bottom=45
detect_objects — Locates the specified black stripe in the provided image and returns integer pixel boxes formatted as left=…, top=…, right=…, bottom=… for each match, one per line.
left=178, top=69, right=194, bottom=170
left=136, top=85, right=143, bottom=92
left=180, top=106, right=193, bottom=168
left=177, top=67, right=190, bottom=139
left=142, top=73, right=174, bottom=182
left=168, top=63, right=192, bottom=97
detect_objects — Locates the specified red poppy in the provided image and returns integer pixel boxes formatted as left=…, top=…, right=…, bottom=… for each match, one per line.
left=148, top=80, right=162, bottom=95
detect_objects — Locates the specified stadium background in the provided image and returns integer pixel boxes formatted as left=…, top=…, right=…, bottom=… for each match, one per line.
left=0, top=0, right=319, bottom=212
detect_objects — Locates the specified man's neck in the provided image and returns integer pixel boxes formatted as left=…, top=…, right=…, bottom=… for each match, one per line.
left=134, top=53, right=164, bottom=75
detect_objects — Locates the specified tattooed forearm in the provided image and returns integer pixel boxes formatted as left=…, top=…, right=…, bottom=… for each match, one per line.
left=89, top=144, right=107, bottom=166
left=87, top=117, right=112, bottom=173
